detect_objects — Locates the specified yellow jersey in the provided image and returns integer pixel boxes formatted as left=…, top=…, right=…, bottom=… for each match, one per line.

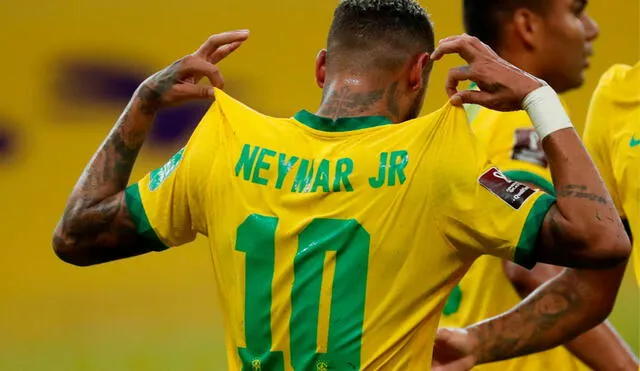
left=439, top=105, right=589, bottom=371
left=124, top=89, right=553, bottom=370
left=584, top=62, right=640, bottom=285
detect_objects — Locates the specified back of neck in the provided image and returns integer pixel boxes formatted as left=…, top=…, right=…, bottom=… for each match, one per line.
left=317, top=78, right=402, bottom=122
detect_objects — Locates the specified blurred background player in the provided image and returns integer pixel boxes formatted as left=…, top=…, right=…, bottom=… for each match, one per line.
left=584, top=61, right=640, bottom=285
left=439, top=0, right=638, bottom=370
left=52, top=1, right=631, bottom=370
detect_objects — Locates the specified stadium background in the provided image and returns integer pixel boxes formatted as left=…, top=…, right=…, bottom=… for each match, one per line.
left=0, top=1, right=637, bottom=369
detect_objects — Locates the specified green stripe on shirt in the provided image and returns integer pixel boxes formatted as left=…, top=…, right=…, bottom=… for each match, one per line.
left=504, top=170, right=556, bottom=196
left=514, top=193, right=556, bottom=269
left=124, top=183, right=169, bottom=252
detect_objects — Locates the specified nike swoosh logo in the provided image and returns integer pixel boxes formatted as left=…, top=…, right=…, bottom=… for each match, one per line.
left=631, top=136, right=640, bottom=148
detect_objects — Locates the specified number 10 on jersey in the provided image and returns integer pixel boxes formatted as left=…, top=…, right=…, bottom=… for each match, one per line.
left=235, top=214, right=371, bottom=370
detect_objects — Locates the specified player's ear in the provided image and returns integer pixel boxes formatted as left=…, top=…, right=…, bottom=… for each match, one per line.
left=513, top=8, right=543, bottom=49
left=409, top=52, right=431, bottom=91
left=315, top=49, right=327, bottom=88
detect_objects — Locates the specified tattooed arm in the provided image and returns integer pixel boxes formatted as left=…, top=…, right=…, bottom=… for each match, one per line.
left=52, top=97, right=158, bottom=266
left=533, top=129, right=630, bottom=269
left=503, top=261, right=638, bottom=370
left=52, top=31, right=249, bottom=266
left=433, top=263, right=637, bottom=370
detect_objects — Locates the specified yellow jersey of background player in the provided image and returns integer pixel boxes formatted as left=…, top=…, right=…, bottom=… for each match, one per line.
left=584, top=62, right=640, bottom=285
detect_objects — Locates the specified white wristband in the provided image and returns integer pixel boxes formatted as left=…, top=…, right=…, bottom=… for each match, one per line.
left=522, top=86, right=573, bottom=140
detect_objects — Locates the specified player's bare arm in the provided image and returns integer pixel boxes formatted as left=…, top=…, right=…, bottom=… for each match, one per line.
left=431, top=34, right=631, bottom=269
left=432, top=263, right=638, bottom=371
left=52, top=31, right=249, bottom=266
left=430, top=34, right=633, bottom=370
left=503, top=260, right=638, bottom=370
left=501, top=181, right=636, bottom=369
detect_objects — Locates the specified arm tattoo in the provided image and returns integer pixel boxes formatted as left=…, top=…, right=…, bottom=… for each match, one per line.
left=55, top=91, right=162, bottom=264
left=138, top=60, right=182, bottom=115
left=557, top=184, right=609, bottom=205
left=471, top=271, right=590, bottom=364
left=57, top=103, right=149, bottom=255
left=55, top=57, right=188, bottom=264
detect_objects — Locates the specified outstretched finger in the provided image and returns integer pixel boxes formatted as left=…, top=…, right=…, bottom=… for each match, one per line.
left=431, top=38, right=477, bottom=63
left=436, top=34, right=464, bottom=45
left=450, top=89, right=493, bottom=107
left=183, top=57, right=225, bottom=89
left=208, top=40, right=245, bottom=64
left=446, top=66, right=473, bottom=98
left=194, top=30, right=250, bottom=58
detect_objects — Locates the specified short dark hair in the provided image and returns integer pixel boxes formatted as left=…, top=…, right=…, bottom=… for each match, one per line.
left=327, top=0, right=434, bottom=71
left=463, top=0, right=549, bottom=49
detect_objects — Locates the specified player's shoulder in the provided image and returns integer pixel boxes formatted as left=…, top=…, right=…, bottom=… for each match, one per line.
left=212, top=88, right=271, bottom=120
left=206, top=88, right=296, bottom=134
left=594, top=62, right=640, bottom=103
left=408, top=101, right=470, bottom=133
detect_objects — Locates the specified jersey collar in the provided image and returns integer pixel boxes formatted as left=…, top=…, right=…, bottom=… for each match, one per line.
left=294, top=110, right=393, bottom=132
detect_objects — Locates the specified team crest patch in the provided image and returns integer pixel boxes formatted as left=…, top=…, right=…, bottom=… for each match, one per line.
left=479, top=167, right=536, bottom=210
left=149, top=148, right=185, bottom=191
left=512, top=128, right=547, bottom=167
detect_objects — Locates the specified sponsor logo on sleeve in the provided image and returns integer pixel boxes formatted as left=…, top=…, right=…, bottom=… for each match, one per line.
left=512, top=128, right=548, bottom=167
left=149, top=148, right=185, bottom=191
left=630, top=135, right=640, bottom=148
left=479, top=167, right=536, bottom=210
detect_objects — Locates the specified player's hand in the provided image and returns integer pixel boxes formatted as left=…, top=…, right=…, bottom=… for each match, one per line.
left=431, top=328, right=478, bottom=371
left=135, top=30, right=250, bottom=113
left=431, top=34, right=543, bottom=111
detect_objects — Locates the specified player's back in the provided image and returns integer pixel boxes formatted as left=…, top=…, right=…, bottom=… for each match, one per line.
left=128, top=89, right=554, bottom=370
left=208, top=90, right=472, bottom=370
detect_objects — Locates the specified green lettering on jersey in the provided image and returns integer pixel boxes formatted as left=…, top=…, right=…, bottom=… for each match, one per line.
left=292, top=159, right=315, bottom=193
left=388, top=150, right=409, bottom=186
left=311, top=159, right=331, bottom=193
left=235, top=144, right=261, bottom=181
left=291, top=219, right=369, bottom=370
left=369, top=152, right=388, bottom=189
left=149, top=148, right=185, bottom=192
left=235, top=215, right=285, bottom=370
left=236, top=214, right=369, bottom=371
left=275, top=153, right=299, bottom=190
left=252, top=147, right=276, bottom=186
left=333, top=158, right=354, bottom=192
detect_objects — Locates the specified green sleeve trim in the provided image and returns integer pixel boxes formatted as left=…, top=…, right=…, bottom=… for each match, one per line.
left=442, top=285, right=463, bottom=316
left=504, top=170, right=556, bottom=196
left=514, top=193, right=556, bottom=269
left=124, top=184, right=170, bottom=252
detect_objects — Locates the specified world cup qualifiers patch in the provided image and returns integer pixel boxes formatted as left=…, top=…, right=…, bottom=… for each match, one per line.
left=512, top=128, right=548, bottom=168
left=479, top=167, right=536, bottom=210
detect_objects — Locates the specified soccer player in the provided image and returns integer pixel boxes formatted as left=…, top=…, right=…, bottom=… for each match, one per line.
left=439, top=0, right=638, bottom=369
left=52, top=1, right=630, bottom=369
left=584, top=61, right=640, bottom=284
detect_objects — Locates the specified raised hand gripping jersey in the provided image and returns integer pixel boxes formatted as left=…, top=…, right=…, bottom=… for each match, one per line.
left=584, top=62, right=640, bottom=285
left=124, top=89, right=553, bottom=370
left=439, top=104, right=590, bottom=371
